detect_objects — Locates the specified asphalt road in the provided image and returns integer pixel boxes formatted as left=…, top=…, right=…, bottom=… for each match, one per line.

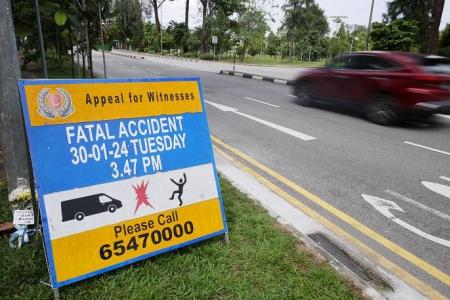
left=91, top=51, right=450, bottom=297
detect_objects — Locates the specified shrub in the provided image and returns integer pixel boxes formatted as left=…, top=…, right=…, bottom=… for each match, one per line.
left=182, top=52, right=197, bottom=58
left=198, top=53, right=214, bottom=60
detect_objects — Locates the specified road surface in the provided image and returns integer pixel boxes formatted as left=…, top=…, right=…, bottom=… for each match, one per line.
left=91, top=51, right=450, bottom=298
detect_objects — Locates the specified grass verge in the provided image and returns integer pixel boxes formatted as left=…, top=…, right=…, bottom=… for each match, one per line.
left=0, top=176, right=362, bottom=299
left=217, top=54, right=325, bottom=67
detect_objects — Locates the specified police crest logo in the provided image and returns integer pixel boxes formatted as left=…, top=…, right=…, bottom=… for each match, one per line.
left=37, top=88, right=75, bottom=119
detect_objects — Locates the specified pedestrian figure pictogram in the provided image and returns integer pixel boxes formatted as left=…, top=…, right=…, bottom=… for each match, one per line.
left=169, top=173, right=187, bottom=206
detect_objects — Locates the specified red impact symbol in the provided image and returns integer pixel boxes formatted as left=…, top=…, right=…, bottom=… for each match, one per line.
left=132, top=180, right=153, bottom=214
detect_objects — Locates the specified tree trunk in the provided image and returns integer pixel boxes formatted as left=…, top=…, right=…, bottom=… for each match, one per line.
left=55, top=24, right=60, bottom=65
left=427, top=0, right=445, bottom=54
left=200, top=0, right=207, bottom=53
left=82, top=48, right=86, bottom=78
left=88, top=19, right=94, bottom=78
left=68, top=22, right=74, bottom=78
left=239, top=42, right=247, bottom=62
left=152, top=0, right=161, bottom=52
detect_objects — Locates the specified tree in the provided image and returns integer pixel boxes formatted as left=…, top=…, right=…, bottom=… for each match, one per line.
left=143, top=22, right=157, bottom=51
left=236, top=7, right=268, bottom=61
left=183, top=0, right=189, bottom=52
left=149, top=0, right=162, bottom=52
left=199, top=0, right=208, bottom=53
left=427, top=0, right=445, bottom=54
left=439, top=23, right=450, bottom=57
left=371, top=19, right=419, bottom=51
left=186, top=27, right=201, bottom=53
left=266, top=31, right=280, bottom=57
left=12, top=0, right=112, bottom=78
left=166, top=21, right=186, bottom=50
left=385, top=0, right=446, bottom=54
left=329, top=23, right=350, bottom=57
left=113, top=0, right=144, bottom=50
left=348, top=25, right=368, bottom=52
left=204, top=0, right=244, bottom=57
left=282, top=0, right=329, bottom=60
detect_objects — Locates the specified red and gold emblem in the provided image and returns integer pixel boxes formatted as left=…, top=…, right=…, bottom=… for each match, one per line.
left=37, top=88, right=74, bottom=119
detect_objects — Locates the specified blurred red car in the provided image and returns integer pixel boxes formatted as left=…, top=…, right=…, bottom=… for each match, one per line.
left=293, top=51, right=450, bottom=125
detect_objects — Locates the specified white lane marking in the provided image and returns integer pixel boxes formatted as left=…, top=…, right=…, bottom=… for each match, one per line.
left=385, top=189, right=450, bottom=221
left=436, top=114, right=450, bottom=119
left=440, top=176, right=450, bottom=182
left=403, top=141, right=450, bottom=156
left=422, top=181, right=450, bottom=199
left=244, top=97, right=280, bottom=108
left=287, top=94, right=297, bottom=98
left=205, top=100, right=316, bottom=141
left=362, top=194, right=450, bottom=248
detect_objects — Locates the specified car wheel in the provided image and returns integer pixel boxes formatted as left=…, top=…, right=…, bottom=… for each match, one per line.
left=295, top=82, right=314, bottom=106
left=108, top=205, right=117, bottom=213
left=75, top=212, right=85, bottom=221
left=365, top=94, right=399, bottom=125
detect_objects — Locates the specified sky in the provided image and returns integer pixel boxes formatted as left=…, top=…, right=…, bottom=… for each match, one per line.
left=157, top=0, right=450, bottom=32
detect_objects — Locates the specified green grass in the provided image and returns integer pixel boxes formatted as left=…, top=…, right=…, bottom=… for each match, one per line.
left=0, top=177, right=362, bottom=299
left=47, top=61, right=84, bottom=79
left=217, top=54, right=325, bottom=67
left=23, top=59, right=88, bottom=80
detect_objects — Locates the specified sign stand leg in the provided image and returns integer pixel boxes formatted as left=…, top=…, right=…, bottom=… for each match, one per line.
left=224, top=232, right=230, bottom=244
left=52, top=288, right=60, bottom=300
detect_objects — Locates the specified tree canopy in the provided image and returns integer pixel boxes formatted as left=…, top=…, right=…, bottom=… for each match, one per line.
left=371, top=19, right=419, bottom=51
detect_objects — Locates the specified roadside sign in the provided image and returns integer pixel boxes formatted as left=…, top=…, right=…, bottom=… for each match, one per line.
left=212, top=36, right=218, bottom=44
left=18, top=78, right=227, bottom=288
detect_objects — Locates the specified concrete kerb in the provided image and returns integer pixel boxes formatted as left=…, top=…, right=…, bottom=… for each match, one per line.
left=138, top=52, right=200, bottom=63
left=106, top=51, right=296, bottom=88
left=214, top=151, right=427, bottom=300
left=107, top=50, right=144, bottom=60
left=113, top=49, right=202, bottom=63
left=219, top=70, right=295, bottom=86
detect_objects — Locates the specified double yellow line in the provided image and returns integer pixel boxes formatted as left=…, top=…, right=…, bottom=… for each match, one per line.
left=212, top=136, right=449, bottom=300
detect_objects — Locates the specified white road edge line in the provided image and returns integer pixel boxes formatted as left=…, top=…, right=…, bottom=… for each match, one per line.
left=205, top=100, right=316, bottom=141
left=244, top=97, right=280, bottom=108
left=385, top=189, right=450, bottom=221
left=403, top=141, right=450, bottom=156
left=287, top=94, right=297, bottom=98
left=440, top=176, right=450, bottom=182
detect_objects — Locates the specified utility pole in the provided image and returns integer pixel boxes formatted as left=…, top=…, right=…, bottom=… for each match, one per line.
left=365, top=0, right=375, bottom=51
left=160, top=3, right=163, bottom=54
left=81, top=0, right=93, bottom=78
left=0, top=0, right=31, bottom=203
left=98, top=3, right=107, bottom=78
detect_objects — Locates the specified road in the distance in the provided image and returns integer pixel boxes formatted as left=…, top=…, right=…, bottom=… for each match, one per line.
left=91, top=51, right=450, bottom=297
